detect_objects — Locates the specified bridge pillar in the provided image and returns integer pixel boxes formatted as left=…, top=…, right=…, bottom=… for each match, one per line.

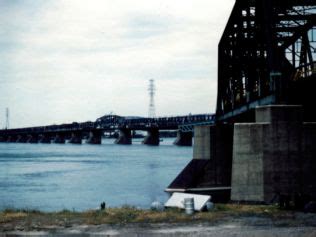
left=6, top=136, right=14, bottom=142
left=173, top=130, right=193, bottom=146
left=115, top=128, right=132, bottom=145
left=142, top=128, right=160, bottom=146
left=1, top=135, right=13, bottom=142
left=27, top=134, right=38, bottom=143
left=53, top=134, right=65, bottom=144
left=68, top=132, right=82, bottom=144
left=231, top=105, right=316, bottom=203
left=193, top=124, right=233, bottom=185
left=86, top=130, right=102, bottom=144
left=16, top=135, right=28, bottom=143
left=39, top=134, right=51, bottom=143
left=167, top=124, right=233, bottom=202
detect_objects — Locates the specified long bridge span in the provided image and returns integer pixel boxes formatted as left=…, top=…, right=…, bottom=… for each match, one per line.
left=0, top=114, right=215, bottom=146
left=1, top=0, right=316, bottom=205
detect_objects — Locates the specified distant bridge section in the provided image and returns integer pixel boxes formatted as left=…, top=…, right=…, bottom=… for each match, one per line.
left=0, top=114, right=215, bottom=146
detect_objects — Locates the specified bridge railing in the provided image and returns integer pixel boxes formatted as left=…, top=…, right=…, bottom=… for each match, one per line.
left=98, top=114, right=216, bottom=129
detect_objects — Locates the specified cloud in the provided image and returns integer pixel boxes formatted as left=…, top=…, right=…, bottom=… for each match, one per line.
left=0, top=0, right=235, bottom=128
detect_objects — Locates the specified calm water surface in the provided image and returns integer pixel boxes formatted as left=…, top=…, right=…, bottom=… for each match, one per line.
left=0, top=138, right=192, bottom=211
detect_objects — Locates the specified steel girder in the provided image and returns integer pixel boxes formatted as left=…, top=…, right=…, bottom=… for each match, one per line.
left=216, top=0, right=316, bottom=119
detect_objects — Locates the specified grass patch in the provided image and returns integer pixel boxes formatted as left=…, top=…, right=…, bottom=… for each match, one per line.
left=0, top=203, right=313, bottom=229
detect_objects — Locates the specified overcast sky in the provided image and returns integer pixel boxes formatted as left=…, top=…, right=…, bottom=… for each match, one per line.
left=0, top=0, right=235, bottom=128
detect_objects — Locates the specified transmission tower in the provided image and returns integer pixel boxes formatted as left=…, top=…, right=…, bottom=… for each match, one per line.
left=148, top=79, right=156, bottom=118
left=5, top=108, right=9, bottom=129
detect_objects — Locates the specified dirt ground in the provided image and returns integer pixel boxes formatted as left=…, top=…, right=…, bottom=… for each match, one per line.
left=1, top=205, right=316, bottom=236
left=1, top=219, right=316, bottom=237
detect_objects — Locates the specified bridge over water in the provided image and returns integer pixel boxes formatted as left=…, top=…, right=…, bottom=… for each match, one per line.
left=167, top=0, right=316, bottom=205
left=0, top=114, right=215, bottom=146
left=216, top=0, right=316, bottom=122
left=1, top=0, right=316, bottom=205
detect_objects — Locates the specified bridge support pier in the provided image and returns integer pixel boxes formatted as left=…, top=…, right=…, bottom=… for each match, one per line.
left=142, top=128, right=159, bottom=146
left=68, top=132, right=82, bottom=144
left=6, top=136, right=14, bottom=143
left=53, top=134, right=65, bottom=144
left=86, top=130, right=102, bottom=144
left=27, top=134, right=38, bottom=143
left=115, top=129, right=132, bottom=145
left=39, top=134, right=51, bottom=143
left=231, top=105, right=316, bottom=203
left=16, top=135, right=27, bottom=143
left=173, top=130, right=193, bottom=146
left=167, top=124, right=233, bottom=202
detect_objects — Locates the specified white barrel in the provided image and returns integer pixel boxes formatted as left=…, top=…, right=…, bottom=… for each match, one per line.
left=184, top=198, right=194, bottom=215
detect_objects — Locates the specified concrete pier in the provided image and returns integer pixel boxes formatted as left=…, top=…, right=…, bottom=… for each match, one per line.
left=173, top=130, right=192, bottom=146
left=6, top=136, right=14, bottom=142
left=39, top=134, right=51, bottom=143
left=142, top=128, right=159, bottom=145
left=231, top=105, right=316, bottom=203
left=86, top=130, right=102, bottom=144
left=27, top=134, right=38, bottom=143
left=197, top=124, right=233, bottom=187
left=16, top=135, right=27, bottom=143
left=302, top=122, right=316, bottom=198
left=192, top=126, right=212, bottom=160
left=53, top=134, right=65, bottom=144
left=68, top=132, right=82, bottom=144
left=115, top=128, right=132, bottom=145
left=167, top=124, right=233, bottom=202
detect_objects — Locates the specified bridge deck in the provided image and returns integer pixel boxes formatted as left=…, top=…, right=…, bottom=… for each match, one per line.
left=0, top=114, right=216, bottom=136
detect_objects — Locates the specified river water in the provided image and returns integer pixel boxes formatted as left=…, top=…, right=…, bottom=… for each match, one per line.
left=0, top=138, right=192, bottom=211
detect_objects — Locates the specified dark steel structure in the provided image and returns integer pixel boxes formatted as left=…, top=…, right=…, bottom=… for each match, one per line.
left=0, top=114, right=215, bottom=143
left=216, top=0, right=316, bottom=121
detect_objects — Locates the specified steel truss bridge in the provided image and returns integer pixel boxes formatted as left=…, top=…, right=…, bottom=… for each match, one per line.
left=0, top=114, right=215, bottom=145
left=216, top=0, right=316, bottom=122
left=1, top=0, right=315, bottom=144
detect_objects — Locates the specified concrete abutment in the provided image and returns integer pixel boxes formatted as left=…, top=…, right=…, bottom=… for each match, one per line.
left=231, top=105, right=316, bottom=203
left=168, top=105, right=316, bottom=204
left=167, top=124, right=233, bottom=202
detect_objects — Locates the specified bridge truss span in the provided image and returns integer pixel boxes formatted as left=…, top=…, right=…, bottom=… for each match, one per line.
left=216, top=0, right=316, bottom=122
left=0, top=113, right=215, bottom=146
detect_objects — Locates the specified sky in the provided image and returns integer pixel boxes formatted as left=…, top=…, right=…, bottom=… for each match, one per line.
left=0, top=0, right=235, bottom=128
